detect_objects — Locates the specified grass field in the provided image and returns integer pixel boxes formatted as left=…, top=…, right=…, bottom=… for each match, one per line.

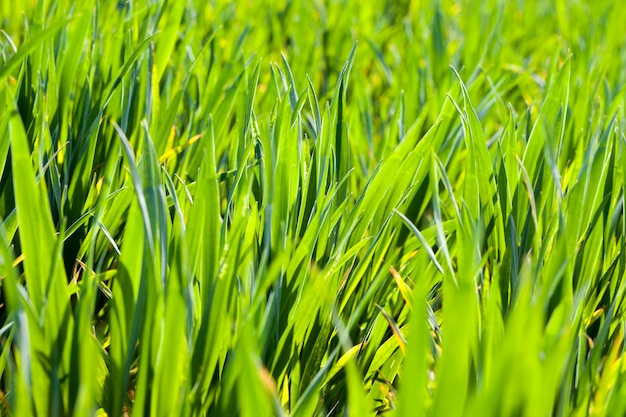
left=1, top=0, right=626, bottom=416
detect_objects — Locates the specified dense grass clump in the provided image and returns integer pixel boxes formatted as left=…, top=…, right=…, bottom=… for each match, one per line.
left=1, top=0, right=626, bottom=416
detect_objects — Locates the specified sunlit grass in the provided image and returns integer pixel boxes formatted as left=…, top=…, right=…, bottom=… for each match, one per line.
left=1, top=1, right=625, bottom=416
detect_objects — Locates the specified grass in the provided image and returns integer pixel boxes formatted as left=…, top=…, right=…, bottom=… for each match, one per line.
left=0, top=0, right=625, bottom=416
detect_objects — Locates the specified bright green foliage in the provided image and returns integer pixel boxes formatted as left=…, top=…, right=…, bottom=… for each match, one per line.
left=1, top=0, right=625, bottom=416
